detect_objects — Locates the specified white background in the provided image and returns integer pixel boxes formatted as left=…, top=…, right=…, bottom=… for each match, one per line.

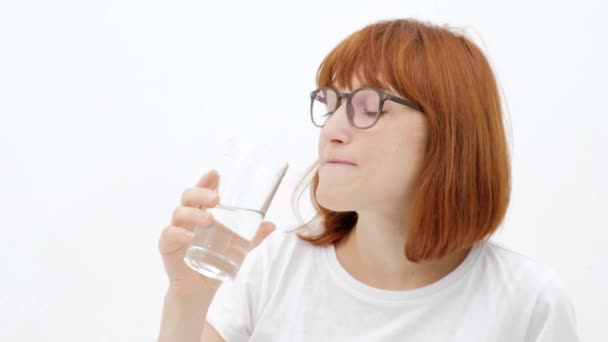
left=1, top=0, right=606, bottom=341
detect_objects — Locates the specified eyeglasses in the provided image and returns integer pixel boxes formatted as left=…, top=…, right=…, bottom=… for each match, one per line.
left=310, top=85, right=423, bottom=129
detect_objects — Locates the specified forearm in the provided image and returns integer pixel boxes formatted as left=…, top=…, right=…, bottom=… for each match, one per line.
left=158, top=280, right=221, bottom=342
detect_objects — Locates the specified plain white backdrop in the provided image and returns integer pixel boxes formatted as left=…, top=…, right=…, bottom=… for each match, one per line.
left=1, top=0, right=606, bottom=340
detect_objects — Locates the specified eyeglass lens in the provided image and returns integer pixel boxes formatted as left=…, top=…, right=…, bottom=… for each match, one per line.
left=312, top=88, right=381, bottom=128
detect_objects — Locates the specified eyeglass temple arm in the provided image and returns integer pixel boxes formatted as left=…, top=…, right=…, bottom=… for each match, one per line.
left=386, top=94, right=422, bottom=112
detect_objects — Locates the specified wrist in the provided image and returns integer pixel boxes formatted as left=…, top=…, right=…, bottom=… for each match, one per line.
left=159, top=279, right=221, bottom=342
left=166, top=277, right=223, bottom=299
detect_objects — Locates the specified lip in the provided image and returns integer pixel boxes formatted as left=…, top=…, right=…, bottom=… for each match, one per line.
left=325, top=159, right=357, bottom=166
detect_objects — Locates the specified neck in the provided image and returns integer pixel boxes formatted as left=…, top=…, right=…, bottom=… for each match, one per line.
left=334, top=213, right=470, bottom=291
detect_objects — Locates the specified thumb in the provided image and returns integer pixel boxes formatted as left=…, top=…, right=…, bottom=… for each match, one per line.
left=251, top=221, right=276, bottom=249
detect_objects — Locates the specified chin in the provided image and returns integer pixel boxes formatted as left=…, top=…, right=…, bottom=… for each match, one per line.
left=315, top=186, right=357, bottom=212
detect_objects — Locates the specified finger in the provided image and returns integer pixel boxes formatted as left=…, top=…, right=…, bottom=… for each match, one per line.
left=159, top=225, right=195, bottom=256
left=181, top=187, right=220, bottom=209
left=196, top=169, right=220, bottom=190
left=251, top=221, right=276, bottom=249
left=171, top=206, right=214, bottom=230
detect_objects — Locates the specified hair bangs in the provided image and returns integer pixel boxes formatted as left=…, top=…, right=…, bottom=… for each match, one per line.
left=315, top=22, right=420, bottom=103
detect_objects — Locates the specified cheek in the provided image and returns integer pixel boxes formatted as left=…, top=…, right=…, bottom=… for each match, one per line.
left=370, top=140, right=426, bottom=198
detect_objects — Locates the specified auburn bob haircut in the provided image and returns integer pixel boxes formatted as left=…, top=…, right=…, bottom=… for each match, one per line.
left=289, top=18, right=511, bottom=263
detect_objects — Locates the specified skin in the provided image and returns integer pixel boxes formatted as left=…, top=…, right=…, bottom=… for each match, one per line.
left=316, top=77, right=471, bottom=291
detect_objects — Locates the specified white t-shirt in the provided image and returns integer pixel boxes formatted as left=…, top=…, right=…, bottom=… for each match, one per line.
left=206, top=224, right=579, bottom=342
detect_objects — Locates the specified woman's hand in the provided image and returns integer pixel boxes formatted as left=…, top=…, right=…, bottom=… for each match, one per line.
left=158, top=169, right=276, bottom=295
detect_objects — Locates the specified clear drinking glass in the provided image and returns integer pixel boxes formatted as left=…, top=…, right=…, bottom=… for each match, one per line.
left=184, top=139, right=289, bottom=282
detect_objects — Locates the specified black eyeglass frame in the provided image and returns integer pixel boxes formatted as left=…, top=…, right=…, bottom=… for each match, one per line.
left=309, top=85, right=423, bottom=129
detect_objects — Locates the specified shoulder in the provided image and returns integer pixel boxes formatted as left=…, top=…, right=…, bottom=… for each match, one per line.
left=244, top=221, right=323, bottom=270
left=253, top=222, right=315, bottom=252
left=472, top=240, right=577, bottom=310
left=477, top=240, right=578, bottom=338
left=227, top=222, right=324, bottom=305
left=484, top=240, right=576, bottom=303
left=479, top=240, right=565, bottom=291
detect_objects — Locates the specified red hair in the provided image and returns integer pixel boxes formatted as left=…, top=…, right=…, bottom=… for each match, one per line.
left=289, top=18, right=511, bottom=262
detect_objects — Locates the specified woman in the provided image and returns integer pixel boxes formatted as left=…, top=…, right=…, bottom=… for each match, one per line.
left=158, top=18, right=579, bottom=341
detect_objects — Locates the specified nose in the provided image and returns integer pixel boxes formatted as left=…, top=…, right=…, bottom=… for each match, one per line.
left=320, top=100, right=353, bottom=144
